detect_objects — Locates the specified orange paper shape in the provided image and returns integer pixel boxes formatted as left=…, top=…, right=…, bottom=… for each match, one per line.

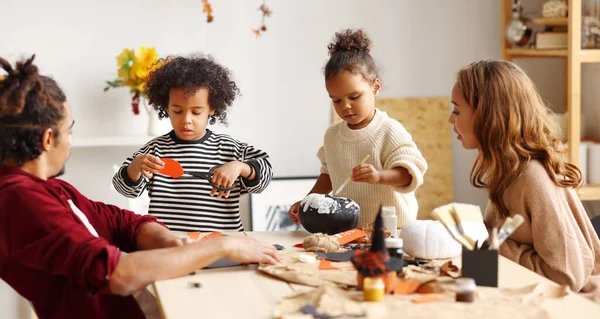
left=187, top=232, right=201, bottom=240
left=393, top=279, right=421, bottom=295
left=200, top=232, right=223, bottom=240
left=159, top=158, right=184, bottom=178
left=319, top=259, right=338, bottom=270
left=411, top=293, right=445, bottom=303
left=329, top=229, right=369, bottom=245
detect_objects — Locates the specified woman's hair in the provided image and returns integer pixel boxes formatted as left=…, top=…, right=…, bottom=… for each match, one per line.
left=324, top=29, right=380, bottom=82
left=457, top=59, right=581, bottom=217
left=145, top=53, right=240, bottom=125
left=0, top=55, right=66, bottom=165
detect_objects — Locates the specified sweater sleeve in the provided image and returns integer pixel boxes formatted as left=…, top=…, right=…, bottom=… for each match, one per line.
left=237, top=142, right=273, bottom=194
left=2, top=185, right=122, bottom=294
left=317, top=145, right=328, bottom=175
left=500, top=176, right=595, bottom=293
left=380, top=121, right=428, bottom=193
left=111, top=140, right=155, bottom=198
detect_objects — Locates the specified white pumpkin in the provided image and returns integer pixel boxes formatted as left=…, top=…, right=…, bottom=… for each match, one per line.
left=399, top=220, right=462, bottom=260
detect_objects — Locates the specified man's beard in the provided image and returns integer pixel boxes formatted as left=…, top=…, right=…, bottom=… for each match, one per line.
left=51, top=166, right=66, bottom=178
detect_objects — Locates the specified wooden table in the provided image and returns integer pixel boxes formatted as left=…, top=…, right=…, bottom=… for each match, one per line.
left=153, top=231, right=600, bottom=318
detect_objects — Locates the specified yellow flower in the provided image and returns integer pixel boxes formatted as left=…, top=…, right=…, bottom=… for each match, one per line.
left=117, top=49, right=134, bottom=68
left=135, top=46, right=159, bottom=67
left=116, top=49, right=135, bottom=81
left=129, top=63, right=149, bottom=82
left=106, top=46, right=161, bottom=95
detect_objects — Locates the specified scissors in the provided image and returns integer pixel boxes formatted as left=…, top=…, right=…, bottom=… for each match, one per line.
left=158, top=158, right=236, bottom=191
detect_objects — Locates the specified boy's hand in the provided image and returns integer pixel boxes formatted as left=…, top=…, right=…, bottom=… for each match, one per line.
left=128, top=154, right=165, bottom=179
left=351, top=164, right=381, bottom=184
left=210, top=161, right=244, bottom=198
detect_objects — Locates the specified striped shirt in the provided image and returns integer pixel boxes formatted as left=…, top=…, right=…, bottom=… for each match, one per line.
left=112, top=129, right=273, bottom=232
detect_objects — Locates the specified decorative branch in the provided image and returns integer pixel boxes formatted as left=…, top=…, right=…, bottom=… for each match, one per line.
left=252, top=1, right=272, bottom=38
left=202, top=0, right=214, bottom=23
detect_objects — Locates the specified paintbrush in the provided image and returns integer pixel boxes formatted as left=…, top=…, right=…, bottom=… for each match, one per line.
left=450, top=205, right=477, bottom=249
left=432, top=204, right=474, bottom=250
left=497, top=214, right=525, bottom=246
left=333, top=154, right=370, bottom=196
left=489, top=227, right=499, bottom=250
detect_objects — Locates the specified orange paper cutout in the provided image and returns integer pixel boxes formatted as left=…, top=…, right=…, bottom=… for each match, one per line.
left=411, top=293, right=445, bottom=303
left=329, top=229, right=369, bottom=245
left=393, top=279, right=421, bottom=295
left=159, top=158, right=184, bottom=178
left=200, top=232, right=223, bottom=240
left=319, top=259, right=337, bottom=270
left=187, top=232, right=201, bottom=240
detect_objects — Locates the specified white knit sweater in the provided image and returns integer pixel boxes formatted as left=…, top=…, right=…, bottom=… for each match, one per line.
left=317, top=109, right=427, bottom=227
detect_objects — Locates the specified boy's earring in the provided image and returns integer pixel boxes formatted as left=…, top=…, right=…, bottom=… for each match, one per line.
left=209, top=116, right=216, bottom=125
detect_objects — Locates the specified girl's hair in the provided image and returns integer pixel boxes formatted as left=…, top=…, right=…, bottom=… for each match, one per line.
left=145, top=53, right=240, bottom=125
left=0, top=55, right=66, bottom=164
left=324, top=29, right=380, bottom=82
left=457, top=59, right=582, bottom=217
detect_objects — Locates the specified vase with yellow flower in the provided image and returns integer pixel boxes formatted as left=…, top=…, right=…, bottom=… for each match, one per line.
left=104, top=46, right=164, bottom=136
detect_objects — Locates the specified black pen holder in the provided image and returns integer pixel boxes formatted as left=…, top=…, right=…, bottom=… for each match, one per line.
left=461, top=248, right=498, bottom=287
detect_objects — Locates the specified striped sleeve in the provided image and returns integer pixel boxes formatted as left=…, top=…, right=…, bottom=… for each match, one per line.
left=111, top=140, right=155, bottom=198
left=239, top=143, right=273, bottom=194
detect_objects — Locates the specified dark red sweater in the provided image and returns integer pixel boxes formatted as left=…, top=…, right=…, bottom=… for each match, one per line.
left=0, top=165, right=158, bottom=319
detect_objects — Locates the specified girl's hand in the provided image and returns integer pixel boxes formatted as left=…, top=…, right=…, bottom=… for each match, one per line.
left=210, top=161, right=244, bottom=198
left=351, top=164, right=381, bottom=184
left=288, top=201, right=301, bottom=225
left=128, top=154, right=164, bottom=179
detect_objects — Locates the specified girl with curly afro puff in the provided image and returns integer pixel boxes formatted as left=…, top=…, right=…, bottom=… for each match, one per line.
left=288, top=29, right=427, bottom=231
left=113, top=53, right=273, bottom=232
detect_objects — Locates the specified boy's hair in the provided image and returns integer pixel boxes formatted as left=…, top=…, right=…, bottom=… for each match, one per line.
left=0, top=55, right=67, bottom=164
left=457, top=59, right=582, bottom=217
left=324, top=29, right=380, bottom=82
left=145, top=53, right=240, bottom=125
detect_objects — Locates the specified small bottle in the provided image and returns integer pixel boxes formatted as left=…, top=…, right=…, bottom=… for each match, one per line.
left=363, top=277, right=385, bottom=302
left=455, top=277, right=476, bottom=303
left=381, top=206, right=398, bottom=238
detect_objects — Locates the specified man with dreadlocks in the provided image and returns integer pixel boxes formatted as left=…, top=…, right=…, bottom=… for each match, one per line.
left=0, top=55, right=280, bottom=319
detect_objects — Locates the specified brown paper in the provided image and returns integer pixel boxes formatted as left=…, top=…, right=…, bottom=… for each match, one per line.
left=275, top=286, right=366, bottom=319
left=259, top=251, right=358, bottom=288
left=275, top=280, right=571, bottom=319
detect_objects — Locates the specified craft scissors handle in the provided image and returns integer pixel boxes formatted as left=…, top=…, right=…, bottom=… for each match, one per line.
left=179, top=165, right=237, bottom=191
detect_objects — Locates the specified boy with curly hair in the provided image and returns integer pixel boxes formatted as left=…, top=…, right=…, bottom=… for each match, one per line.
left=113, top=54, right=273, bottom=232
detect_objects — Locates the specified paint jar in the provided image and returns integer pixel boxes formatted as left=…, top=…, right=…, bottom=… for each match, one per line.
left=381, top=206, right=398, bottom=238
left=384, top=237, right=404, bottom=258
left=455, top=277, right=476, bottom=303
left=363, top=277, right=385, bottom=302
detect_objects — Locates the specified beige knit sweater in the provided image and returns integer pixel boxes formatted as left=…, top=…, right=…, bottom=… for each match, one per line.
left=484, top=160, right=600, bottom=302
left=317, top=109, right=427, bottom=227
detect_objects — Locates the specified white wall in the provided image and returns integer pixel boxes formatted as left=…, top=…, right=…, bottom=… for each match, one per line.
left=14, top=0, right=595, bottom=318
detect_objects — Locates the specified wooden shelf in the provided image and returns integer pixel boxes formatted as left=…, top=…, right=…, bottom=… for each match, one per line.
left=580, top=49, right=600, bottom=63
left=577, top=185, right=600, bottom=201
left=71, top=136, right=155, bottom=148
left=505, top=48, right=568, bottom=58
left=532, top=17, right=569, bottom=27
